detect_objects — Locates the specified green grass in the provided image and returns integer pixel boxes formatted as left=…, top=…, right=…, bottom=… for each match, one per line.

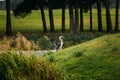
left=45, top=33, right=120, bottom=80
left=0, top=9, right=120, bottom=33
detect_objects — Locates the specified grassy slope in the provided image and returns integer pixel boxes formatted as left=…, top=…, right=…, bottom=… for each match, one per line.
left=48, top=33, right=120, bottom=80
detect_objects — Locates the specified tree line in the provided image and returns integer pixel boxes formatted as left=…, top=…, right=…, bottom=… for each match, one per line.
left=5, top=0, right=120, bottom=36
left=0, top=0, right=23, bottom=10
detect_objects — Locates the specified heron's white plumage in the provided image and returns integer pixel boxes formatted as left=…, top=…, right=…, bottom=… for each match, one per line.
left=50, top=36, right=64, bottom=51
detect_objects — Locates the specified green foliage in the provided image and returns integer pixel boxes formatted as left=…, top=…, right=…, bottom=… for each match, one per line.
left=10, top=32, right=102, bottom=50
left=64, top=32, right=103, bottom=47
left=0, top=52, right=65, bottom=80
left=37, top=36, right=51, bottom=50
left=0, top=32, right=103, bottom=50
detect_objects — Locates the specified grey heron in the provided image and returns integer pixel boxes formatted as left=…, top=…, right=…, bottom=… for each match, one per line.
left=50, top=36, right=64, bottom=51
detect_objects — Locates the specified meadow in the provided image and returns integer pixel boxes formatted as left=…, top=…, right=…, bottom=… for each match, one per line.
left=0, top=9, right=120, bottom=33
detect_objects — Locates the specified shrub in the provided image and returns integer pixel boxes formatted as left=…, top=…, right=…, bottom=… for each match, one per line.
left=37, top=36, right=51, bottom=50
left=0, top=32, right=103, bottom=50
left=20, top=32, right=103, bottom=50
left=0, top=52, right=65, bottom=80
left=0, top=32, right=40, bottom=50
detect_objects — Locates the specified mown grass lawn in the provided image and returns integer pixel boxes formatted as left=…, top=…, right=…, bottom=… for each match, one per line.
left=0, top=9, right=120, bottom=33
left=44, top=33, right=120, bottom=80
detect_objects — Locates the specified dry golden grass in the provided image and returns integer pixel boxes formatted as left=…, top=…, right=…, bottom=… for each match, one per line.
left=0, top=32, right=40, bottom=50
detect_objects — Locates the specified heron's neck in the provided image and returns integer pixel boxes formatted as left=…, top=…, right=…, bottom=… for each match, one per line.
left=59, top=38, right=63, bottom=44
left=59, top=38, right=63, bottom=50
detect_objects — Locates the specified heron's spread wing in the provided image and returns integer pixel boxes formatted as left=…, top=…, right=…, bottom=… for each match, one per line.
left=50, top=39, right=59, bottom=49
left=50, top=39, right=64, bottom=50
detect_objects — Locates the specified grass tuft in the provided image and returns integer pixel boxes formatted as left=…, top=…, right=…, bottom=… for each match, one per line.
left=72, top=51, right=84, bottom=58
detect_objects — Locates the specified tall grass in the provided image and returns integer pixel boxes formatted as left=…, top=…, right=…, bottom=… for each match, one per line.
left=0, top=32, right=40, bottom=50
left=0, top=52, right=65, bottom=80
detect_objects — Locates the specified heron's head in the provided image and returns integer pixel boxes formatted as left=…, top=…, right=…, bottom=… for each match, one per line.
left=59, top=36, right=64, bottom=40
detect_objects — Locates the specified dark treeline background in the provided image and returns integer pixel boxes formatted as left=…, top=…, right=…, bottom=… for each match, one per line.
left=0, top=0, right=119, bottom=9
left=0, top=0, right=23, bottom=10
left=0, top=0, right=120, bottom=36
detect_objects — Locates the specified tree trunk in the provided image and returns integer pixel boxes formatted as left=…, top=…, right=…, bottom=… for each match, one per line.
left=6, top=0, right=12, bottom=36
left=105, top=0, right=112, bottom=32
left=40, top=8, right=47, bottom=33
left=62, top=7, right=65, bottom=32
left=49, top=8, right=55, bottom=32
left=79, top=2, right=84, bottom=32
left=90, top=0, right=92, bottom=32
left=115, top=0, right=119, bottom=32
left=68, top=0, right=74, bottom=33
left=96, top=0, right=103, bottom=32
left=74, top=0, right=79, bottom=33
